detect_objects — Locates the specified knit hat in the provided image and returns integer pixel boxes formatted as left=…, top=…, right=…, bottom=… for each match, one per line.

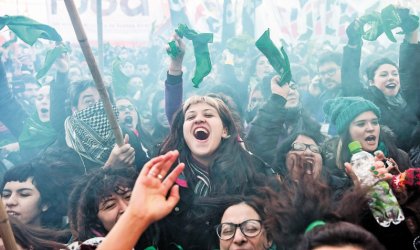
left=323, top=97, right=381, bottom=134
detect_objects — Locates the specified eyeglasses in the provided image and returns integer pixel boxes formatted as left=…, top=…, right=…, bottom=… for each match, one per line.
left=117, top=105, right=134, bottom=112
left=318, top=68, right=337, bottom=77
left=291, top=142, right=321, bottom=154
left=216, top=219, right=262, bottom=240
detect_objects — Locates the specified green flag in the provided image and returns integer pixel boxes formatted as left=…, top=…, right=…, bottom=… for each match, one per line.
left=0, top=15, right=62, bottom=46
left=112, top=58, right=130, bottom=97
left=255, top=29, right=291, bottom=86
left=172, top=24, right=213, bottom=88
left=36, top=43, right=69, bottom=79
left=381, top=5, right=402, bottom=42
left=1, top=34, right=17, bottom=49
left=359, top=12, right=384, bottom=41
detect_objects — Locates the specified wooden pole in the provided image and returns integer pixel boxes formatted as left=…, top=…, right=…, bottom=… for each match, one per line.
left=64, top=0, right=123, bottom=146
left=0, top=202, right=18, bottom=250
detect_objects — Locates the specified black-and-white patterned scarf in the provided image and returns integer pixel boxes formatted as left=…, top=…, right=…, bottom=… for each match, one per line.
left=64, top=102, right=118, bottom=164
left=186, top=158, right=211, bottom=197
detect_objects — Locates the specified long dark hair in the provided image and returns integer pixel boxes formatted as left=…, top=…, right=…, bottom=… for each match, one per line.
left=9, top=217, right=69, bottom=250
left=159, top=95, right=263, bottom=195
left=272, top=129, right=325, bottom=178
left=265, top=177, right=374, bottom=249
left=68, top=167, right=136, bottom=241
left=336, top=125, right=404, bottom=169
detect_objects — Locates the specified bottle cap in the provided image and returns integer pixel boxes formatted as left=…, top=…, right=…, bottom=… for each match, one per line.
left=348, top=141, right=362, bottom=154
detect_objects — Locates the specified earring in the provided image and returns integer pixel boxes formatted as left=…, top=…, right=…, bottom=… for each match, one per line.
left=41, top=205, right=48, bottom=212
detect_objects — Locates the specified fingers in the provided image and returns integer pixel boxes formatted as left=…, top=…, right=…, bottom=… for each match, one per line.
left=271, top=75, right=281, bottom=84
left=140, top=150, right=180, bottom=180
left=374, top=150, right=385, bottom=161
left=344, top=162, right=360, bottom=185
left=162, top=163, right=185, bottom=191
left=166, top=185, right=181, bottom=209
left=124, top=134, right=129, bottom=144
left=140, top=155, right=165, bottom=178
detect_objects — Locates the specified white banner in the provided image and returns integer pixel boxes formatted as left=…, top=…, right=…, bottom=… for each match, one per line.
left=0, top=0, right=170, bottom=46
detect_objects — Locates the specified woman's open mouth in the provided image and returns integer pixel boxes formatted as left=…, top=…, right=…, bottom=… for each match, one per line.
left=385, top=82, right=397, bottom=89
left=124, top=116, right=133, bottom=125
left=40, top=108, right=49, bottom=114
left=194, top=127, right=209, bottom=141
left=365, top=135, right=377, bottom=145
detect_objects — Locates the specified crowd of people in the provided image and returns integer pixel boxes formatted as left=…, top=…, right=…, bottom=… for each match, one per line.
left=0, top=5, right=419, bottom=250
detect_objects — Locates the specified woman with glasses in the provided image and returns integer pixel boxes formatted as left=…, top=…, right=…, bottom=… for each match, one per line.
left=185, top=192, right=276, bottom=250
left=115, top=97, right=153, bottom=167
left=341, top=12, right=419, bottom=153
left=247, top=74, right=324, bottom=174
left=322, top=96, right=416, bottom=249
left=217, top=198, right=273, bottom=250
left=272, top=130, right=324, bottom=183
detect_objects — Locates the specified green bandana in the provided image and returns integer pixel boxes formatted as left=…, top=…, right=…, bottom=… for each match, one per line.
left=380, top=5, right=402, bottom=42
left=359, top=5, right=419, bottom=42
left=255, top=29, right=291, bottom=85
left=359, top=12, right=384, bottom=41
left=36, top=43, right=70, bottom=79
left=0, top=15, right=62, bottom=46
left=112, top=58, right=130, bottom=97
left=170, top=24, right=213, bottom=88
left=18, top=114, right=56, bottom=151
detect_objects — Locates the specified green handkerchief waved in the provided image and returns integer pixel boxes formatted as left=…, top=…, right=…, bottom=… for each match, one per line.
left=0, top=15, right=62, bottom=46
left=36, top=43, right=69, bottom=79
left=175, top=24, right=213, bottom=88
left=255, top=29, right=291, bottom=85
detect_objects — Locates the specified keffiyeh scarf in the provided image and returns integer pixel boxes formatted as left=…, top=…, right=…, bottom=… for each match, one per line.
left=64, top=102, right=118, bottom=164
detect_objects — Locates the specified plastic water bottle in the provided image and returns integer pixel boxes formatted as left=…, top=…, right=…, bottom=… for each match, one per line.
left=348, top=141, right=404, bottom=227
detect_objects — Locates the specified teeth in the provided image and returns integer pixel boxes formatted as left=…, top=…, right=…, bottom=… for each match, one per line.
left=7, top=212, right=18, bottom=216
left=195, top=128, right=207, bottom=133
left=304, top=162, right=313, bottom=175
left=365, top=136, right=376, bottom=142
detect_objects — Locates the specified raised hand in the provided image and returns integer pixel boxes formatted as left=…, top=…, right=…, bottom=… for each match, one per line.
left=104, top=134, right=135, bottom=168
left=167, top=33, right=186, bottom=76
left=346, top=19, right=363, bottom=46
left=97, top=151, right=185, bottom=250
left=125, top=150, right=185, bottom=223
left=271, top=75, right=290, bottom=99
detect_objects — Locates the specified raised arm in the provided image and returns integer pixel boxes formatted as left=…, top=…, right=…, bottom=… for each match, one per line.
left=0, top=59, right=28, bottom=138
left=246, top=75, right=290, bottom=165
left=50, top=54, right=69, bottom=136
left=399, top=12, right=420, bottom=116
left=341, top=19, right=364, bottom=97
left=165, top=33, right=185, bottom=125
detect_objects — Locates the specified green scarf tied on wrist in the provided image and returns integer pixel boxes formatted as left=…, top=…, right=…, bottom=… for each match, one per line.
left=172, top=24, right=213, bottom=88
left=0, top=15, right=62, bottom=46
left=255, top=29, right=291, bottom=86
